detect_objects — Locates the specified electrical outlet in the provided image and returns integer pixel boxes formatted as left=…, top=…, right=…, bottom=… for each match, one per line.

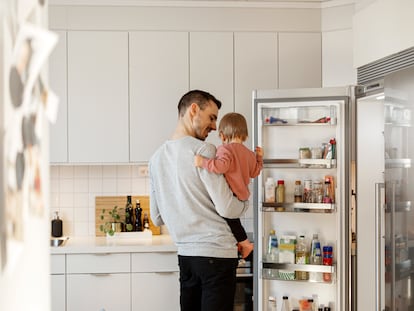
left=138, top=165, right=149, bottom=177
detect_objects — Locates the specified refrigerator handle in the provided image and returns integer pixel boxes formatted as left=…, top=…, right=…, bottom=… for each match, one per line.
left=375, top=182, right=386, bottom=311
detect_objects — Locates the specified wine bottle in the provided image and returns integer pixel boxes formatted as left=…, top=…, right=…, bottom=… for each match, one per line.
left=134, top=199, right=143, bottom=232
left=125, top=195, right=133, bottom=232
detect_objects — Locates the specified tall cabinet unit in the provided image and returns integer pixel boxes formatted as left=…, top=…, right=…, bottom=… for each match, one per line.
left=129, top=31, right=189, bottom=163
left=49, top=30, right=68, bottom=163
left=67, top=31, right=129, bottom=163
left=253, top=88, right=351, bottom=311
left=189, top=32, right=234, bottom=147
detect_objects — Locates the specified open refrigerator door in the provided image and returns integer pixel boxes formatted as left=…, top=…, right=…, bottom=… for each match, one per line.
left=252, top=87, right=353, bottom=311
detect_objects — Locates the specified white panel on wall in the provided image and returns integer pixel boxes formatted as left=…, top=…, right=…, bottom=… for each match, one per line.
left=278, top=32, right=322, bottom=88
left=353, top=0, right=414, bottom=67
left=67, top=31, right=129, bottom=163
left=322, top=29, right=356, bottom=87
left=234, top=32, right=278, bottom=148
left=129, top=31, right=189, bottom=163
left=190, top=32, right=234, bottom=147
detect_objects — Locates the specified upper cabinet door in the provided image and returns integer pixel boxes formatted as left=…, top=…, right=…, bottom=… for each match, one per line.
left=190, top=32, right=234, bottom=147
left=129, top=31, right=189, bottom=163
left=67, top=31, right=129, bottom=163
left=49, top=30, right=68, bottom=163
left=234, top=32, right=278, bottom=149
left=278, top=32, right=322, bottom=88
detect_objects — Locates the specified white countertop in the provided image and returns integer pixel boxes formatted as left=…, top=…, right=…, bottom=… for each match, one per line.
left=50, top=234, right=177, bottom=254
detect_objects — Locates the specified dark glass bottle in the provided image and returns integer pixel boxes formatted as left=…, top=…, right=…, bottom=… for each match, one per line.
left=51, top=211, right=63, bottom=237
left=125, top=195, right=133, bottom=232
left=134, top=199, right=143, bottom=232
left=143, top=212, right=150, bottom=231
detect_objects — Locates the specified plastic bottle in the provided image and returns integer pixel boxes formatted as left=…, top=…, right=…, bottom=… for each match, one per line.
left=294, top=180, right=303, bottom=202
left=51, top=211, right=63, bottom=237
left=295, top=235, right=309, bottom=280
left=309, top=234, right=322, bottom=281
left=323, top=246, right=333, bottom=282
left=281, top=296, right=290, bottom=311
left=267, top=229, right=279, bottom=263
left=276, top=180, right=285, bottom=203
left=265, top=177, right=275, bottom=203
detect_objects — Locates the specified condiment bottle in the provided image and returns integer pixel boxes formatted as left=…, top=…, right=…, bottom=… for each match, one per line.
left=323, top=246, right=333, bottom=282
left=294, top=180, right=303, bottom=202
left=276, top=180, right=285, bottom=203
left=323, top=178, right=332, bottom=203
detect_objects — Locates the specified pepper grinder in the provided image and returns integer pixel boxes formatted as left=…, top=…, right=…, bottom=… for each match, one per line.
left=51, top=211, right=63, bottom=237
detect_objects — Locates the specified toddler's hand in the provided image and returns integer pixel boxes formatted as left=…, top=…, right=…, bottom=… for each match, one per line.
left=194, top=154, right=203, bottom=167
left=255, top=146, right=263, bottom=157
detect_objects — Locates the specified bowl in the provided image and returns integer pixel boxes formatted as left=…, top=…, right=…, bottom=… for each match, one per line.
left=50, top=237, right=69, bottom=247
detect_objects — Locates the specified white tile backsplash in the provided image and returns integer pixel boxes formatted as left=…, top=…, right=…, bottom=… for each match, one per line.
left=50, top=164, right=253, bottom=237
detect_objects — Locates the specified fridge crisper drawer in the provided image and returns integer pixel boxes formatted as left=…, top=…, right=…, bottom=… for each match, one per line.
left=66, top=253, right=130, bottom=274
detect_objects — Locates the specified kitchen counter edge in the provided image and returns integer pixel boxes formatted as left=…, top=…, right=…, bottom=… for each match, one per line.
left=50, top=235, right=177, bottom=254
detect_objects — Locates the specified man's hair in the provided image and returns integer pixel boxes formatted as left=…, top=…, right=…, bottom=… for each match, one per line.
left=178, top=90, right=222, bottom=117
left=219, top=112, right=248, bottom=142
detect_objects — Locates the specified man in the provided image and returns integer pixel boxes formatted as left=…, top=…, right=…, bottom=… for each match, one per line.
left=149, top=90, right=248, bottom=311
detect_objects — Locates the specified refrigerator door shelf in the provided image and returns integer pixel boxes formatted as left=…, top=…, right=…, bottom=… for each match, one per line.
left=263, top=158, right=337, bottom=169
left=263, top=262, right=335, bottom=274
left=262, top=202, right=335, bottom=213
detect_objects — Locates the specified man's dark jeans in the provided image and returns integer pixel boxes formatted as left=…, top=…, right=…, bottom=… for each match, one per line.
left=178, top=255, right=238, bottom=311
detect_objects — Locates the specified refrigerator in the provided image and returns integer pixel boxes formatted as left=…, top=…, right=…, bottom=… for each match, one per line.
left=252, top=87, right=353, bottom=311
left=252, top=66, right=414, bottom=311
left=356, top=66, right=414, bottom=311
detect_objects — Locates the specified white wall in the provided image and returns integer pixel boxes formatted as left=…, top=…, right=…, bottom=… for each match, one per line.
left=321, top=2, right=357, bottom=86
left=353, top=0, right=414, bottom=68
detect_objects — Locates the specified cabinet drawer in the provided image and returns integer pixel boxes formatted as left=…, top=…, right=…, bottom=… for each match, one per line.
left=131, top=252, right=178, bottom=272
left=51, top=254, right=65, bottom=274
left=67, top=253, right=130, bottom=274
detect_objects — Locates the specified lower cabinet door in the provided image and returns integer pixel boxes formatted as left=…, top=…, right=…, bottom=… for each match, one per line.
left=131, top=272, right=179, bottom=311
left=67, top=273, right=130, bottom=311
left=51, top=274, right=66, bottom=311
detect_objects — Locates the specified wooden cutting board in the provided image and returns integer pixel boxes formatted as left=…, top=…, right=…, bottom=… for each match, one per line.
left=95, top=195, right=160, bottom=236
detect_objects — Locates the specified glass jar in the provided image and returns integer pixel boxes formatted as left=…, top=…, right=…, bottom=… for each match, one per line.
left=313, top=181, right=323, bottom=203
left=299, top=148, right=311, bottom=167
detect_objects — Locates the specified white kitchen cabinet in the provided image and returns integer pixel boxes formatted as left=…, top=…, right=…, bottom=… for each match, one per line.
left=278, top=32, right=322, bottom=88
left=129, top=31, right=189, bottom=163
left=234, top=32, right=278, bottom=149
left=131, top=252, right=179, bottom=311
left=190, top=32, right=234, bottom=147
left=67, top=31, right=129, bottom=163
left=51, top=254, right=66, bottom=311
left=49, top=30, right=68, bottom=163
left=66, top=253, right=130, bottom=311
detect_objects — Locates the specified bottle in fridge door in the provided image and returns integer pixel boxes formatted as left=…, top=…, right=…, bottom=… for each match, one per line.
left=253, top=87, right=351, bottom=311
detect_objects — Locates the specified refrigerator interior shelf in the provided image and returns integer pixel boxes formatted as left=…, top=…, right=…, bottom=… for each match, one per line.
left=262, top=202, right=335, bottom=212
left=263, top=158, right=337, bottom=169
left=262, top=262, right=335, bottom=274
left=385, top=158, right=412, bottom=168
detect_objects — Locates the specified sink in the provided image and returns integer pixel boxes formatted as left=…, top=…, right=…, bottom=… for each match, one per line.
left=50, top=237, right=69, bottom=247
